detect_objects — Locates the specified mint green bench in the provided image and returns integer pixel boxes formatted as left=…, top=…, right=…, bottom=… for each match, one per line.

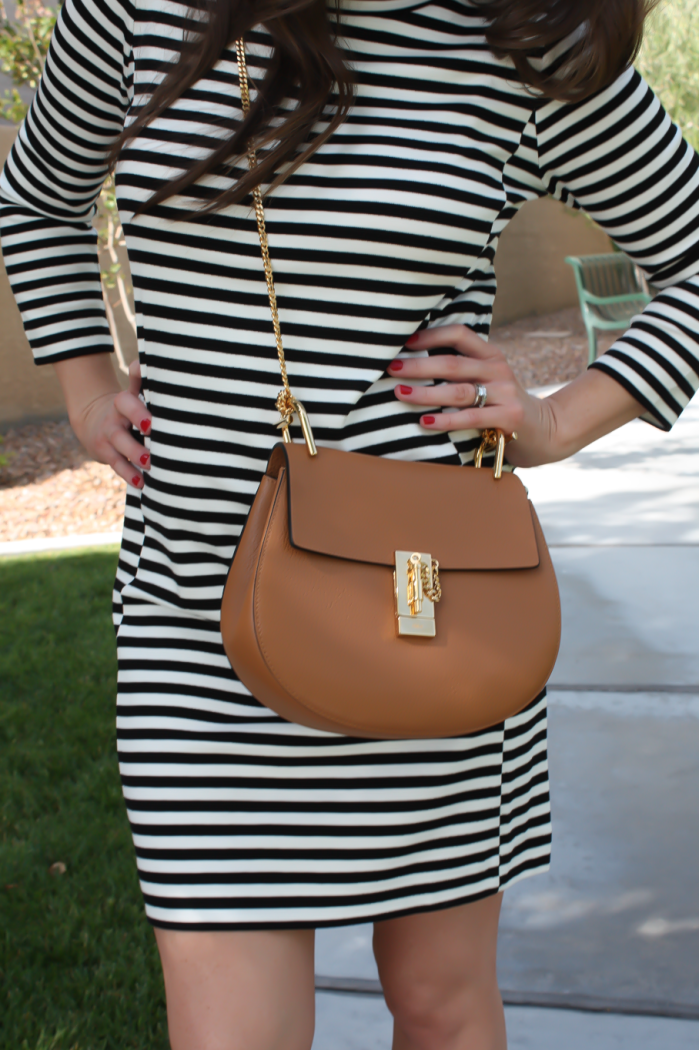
left=565, top=253, right=652, bottom=365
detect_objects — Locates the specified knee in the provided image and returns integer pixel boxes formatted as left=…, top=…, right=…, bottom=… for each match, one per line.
left=383, top=978, right=467, bottom=1048
left=380, top=965, right=499, bottom=1050
left=383, top=978, right=460, bottom=1047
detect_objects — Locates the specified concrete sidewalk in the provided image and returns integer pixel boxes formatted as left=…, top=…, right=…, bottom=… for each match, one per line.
left=313, top=993, right=699, bottom=1050
left=313, top=395, right=699, bottom=1049
left=522, top=389, right=699, bottom=692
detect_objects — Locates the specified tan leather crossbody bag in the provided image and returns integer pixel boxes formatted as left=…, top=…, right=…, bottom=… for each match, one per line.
left=220, top=40, right=561, bottom=739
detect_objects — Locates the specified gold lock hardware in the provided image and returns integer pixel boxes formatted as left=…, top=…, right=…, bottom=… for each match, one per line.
left=394, top=551, right=441, bottom=638
left=407, top=553, right=423, bottom=616
left=474, top=429, right=517, bottom=479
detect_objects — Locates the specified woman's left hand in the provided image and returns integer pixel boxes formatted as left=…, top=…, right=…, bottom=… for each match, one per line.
left=388, top=325, right=554, bottom=466
left=389, top=324, right=644, bottom=467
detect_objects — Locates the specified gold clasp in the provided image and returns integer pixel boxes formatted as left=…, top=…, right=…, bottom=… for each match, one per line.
left=394, top=551, right=441, bottom=638
left=277, top=396, right=318, bottom=457
left=474, top=429, right=517, bottom=479
left=407, top=553, right=423, bottom=616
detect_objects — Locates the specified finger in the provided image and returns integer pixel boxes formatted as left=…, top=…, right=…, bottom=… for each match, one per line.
left=394, top=380, right=481, bottom=409
left=111, top=424, right=152, bottom=470
left=103, top=447, right=144, bottom=489
left=389, top=354, right=499, bottom=382
left=401, top=324, right=496, bottom=361
left=419, top=404, right=524, bottom=434
left=395, top=379, right=512, bottom=409
left=114, top=388, right=152, bottom=435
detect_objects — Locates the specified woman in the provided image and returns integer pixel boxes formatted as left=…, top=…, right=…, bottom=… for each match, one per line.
left=1, top=0, right=697, bottom=1046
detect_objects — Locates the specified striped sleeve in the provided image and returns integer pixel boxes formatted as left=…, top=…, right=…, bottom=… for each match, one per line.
left=0, top=0, right=134, bottom=365
left=508, top=66, right=699, bottom=430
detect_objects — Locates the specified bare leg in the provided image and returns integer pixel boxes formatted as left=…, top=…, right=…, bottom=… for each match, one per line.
left=154, top=927, right=316, bottom=1050
left=373, top=893, right=506, bottom=1050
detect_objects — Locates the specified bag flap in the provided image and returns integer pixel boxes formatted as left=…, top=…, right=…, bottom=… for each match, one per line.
left=271, top=442, right=540, bottom=570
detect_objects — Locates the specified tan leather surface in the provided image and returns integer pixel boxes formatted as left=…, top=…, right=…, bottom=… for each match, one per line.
left=283, top=442, right=540, bottom=569
left=221, top=445, right=562, bottom=740
left=222, top=471, right=350, bottom=733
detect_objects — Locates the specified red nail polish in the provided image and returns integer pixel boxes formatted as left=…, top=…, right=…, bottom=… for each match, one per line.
left=140, top=453, right=150, bottom=466
left=389, top=360, right=403, bottom=371
left=406, top=333, right=420, bottom=344
left=132, top=475, right=141, bottom=487
left=399, top=385, right=413, bottom=395
left=422, top=415, right=436, bottom=425
left=141, top=419, right=151, bottom=432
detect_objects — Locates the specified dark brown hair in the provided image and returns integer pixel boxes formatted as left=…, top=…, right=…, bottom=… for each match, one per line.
left=480, top=0, right=658, bottom=101
left=116, top=0, right=657, bottom=215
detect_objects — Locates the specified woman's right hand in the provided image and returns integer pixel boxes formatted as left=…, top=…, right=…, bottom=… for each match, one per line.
left=53, top=354, right=153, bottom=488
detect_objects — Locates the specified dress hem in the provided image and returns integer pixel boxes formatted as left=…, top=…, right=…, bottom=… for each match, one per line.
left=143, top=858, right=551, bottom=932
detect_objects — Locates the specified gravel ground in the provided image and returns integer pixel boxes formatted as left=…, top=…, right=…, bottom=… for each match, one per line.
left=493, top=305, right=615, bottom=388
left=0, top=308, right=618, bottom=544
left=0, top=422, right=125, bottom=542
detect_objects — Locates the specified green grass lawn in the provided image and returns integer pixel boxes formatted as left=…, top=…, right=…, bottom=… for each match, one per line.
left=0, top=549, right=169, bottom=1050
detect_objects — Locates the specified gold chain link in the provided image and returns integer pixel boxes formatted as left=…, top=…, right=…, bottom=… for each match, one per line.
left=235, top=39, right=296, bottom=429
left=421, top=559, right=442, bottom=603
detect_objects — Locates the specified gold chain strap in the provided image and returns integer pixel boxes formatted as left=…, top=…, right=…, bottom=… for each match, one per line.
left=235, top=38, right=317, bottom=455
left=236, top=39, right=514, bottom=472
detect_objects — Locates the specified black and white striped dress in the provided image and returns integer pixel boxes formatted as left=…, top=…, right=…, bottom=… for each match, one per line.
left=2, top=0, right=699, bottom=929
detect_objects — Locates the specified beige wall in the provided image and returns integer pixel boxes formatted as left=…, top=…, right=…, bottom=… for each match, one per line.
left=1, top=125, right=611, bottom=428
left=492, top=196, right=611, bottom=326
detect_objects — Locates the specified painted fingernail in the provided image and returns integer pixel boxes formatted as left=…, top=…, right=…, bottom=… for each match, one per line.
left=388, top=360, right=403, bottom=371
left=422, top=415, right=436, bottom=425
left=406, top=333, right=420, bottom=344
left=139, top=453, right=150, bottom=466
left=141, top=419, right=151, bottom=432
left=132, top=475, right=141, bottom=487
left=398, top=385, right=413, bottom=395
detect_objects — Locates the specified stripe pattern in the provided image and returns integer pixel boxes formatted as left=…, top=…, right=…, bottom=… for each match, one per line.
left=116, top=608, right=550, bottom=927
left=1, top=0, right=698, bottom=927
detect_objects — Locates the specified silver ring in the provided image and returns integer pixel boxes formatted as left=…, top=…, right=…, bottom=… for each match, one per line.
left=472, top=382, right=487, bottom=409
